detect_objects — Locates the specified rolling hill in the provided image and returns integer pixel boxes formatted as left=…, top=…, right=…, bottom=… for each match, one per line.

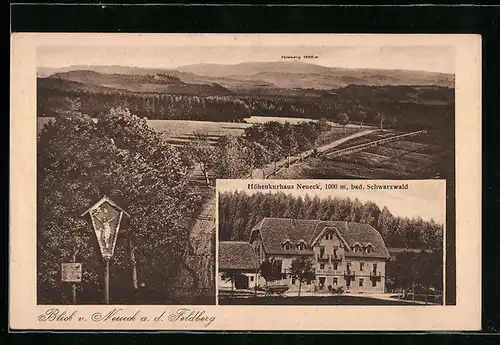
left=38, top=65, right=276, bottom=91
left=45, top=70, right=233, bottom=96
left=38, top=61, right=455, bottom=93
left=175, top=61, right=455, bottom=89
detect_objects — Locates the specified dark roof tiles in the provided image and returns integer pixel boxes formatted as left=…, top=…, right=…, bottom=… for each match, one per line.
left=219, top=241, right=259, bottom=271
left=251, top=218, right=390, bottom=259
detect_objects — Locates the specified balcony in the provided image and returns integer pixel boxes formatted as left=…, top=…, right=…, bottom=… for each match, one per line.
left=370, top=271, right=381, bottom=282
left=344, top=270, right=355, bottom=278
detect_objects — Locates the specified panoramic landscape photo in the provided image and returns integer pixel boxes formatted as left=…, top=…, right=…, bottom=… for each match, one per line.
left=36, top=45, right=454, bottom=305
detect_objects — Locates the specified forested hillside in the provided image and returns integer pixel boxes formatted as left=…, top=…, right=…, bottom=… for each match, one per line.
left=38, top=75, right=454, bottom=131
left=218, top=191, right=443, bottom=250
left=38, top=78, right=250, bottom=122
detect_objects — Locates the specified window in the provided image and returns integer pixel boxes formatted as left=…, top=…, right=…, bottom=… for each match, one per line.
left=297, top=242, right=306, bottom=250
left=333, top=262, right=338, bottom=270
left=373, top=263, right=378, bottom=274
left=320, top=263, right=325, bottom=269
left=360, top=262, right=364, bottom=271
left=292, top=277, right=296, bottom=284
left=333, top=248, right=338, bottom=257
left=283, top=241, right=291, bottom=250
left=333, top=278, right=338, bottom=286
left=372, top=279, right=377, bottom=287
left=353, top=244, right=362, bottom=253
left=359, top=278, right=364, bottom=287
left=320, top=246, right=325, bottom=257
left=250, top=276, right=254, bottom=282
left=325, top=232, right=336, bottom=240
left=366, top=246, right=372, bottom=253
left=347, top=262, right=352, bottom=271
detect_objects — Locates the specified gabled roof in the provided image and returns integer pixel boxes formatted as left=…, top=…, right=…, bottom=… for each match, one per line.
left=249, top=218, right=390, bottom=259
left=81, top=195, right=130, bottom=218
left=219, top=241, right=259, bottom=271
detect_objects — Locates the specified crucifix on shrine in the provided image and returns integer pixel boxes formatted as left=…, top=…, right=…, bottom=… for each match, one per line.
left=82, top=196, right=130, bottom=304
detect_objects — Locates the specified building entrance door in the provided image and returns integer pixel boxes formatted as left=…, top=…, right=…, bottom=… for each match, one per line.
left=318, top=277, right=326, bottom=290
left=235, top=274, right=249, bottom=289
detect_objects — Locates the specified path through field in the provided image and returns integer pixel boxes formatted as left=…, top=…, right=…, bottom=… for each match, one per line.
left=254, top=129, right=377, bottom=178
left=316, top=129, right=376, bottom=153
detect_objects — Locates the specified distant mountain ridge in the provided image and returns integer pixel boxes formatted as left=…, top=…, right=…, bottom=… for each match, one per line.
left=176, top=62, right=454, bottom=89
left=38, top=61, right=454, bottom=90
left=44, top=70, right=232, bottom=95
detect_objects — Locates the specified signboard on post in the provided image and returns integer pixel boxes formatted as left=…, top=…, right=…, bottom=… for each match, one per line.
left=61, top=263, right=82, bottom=283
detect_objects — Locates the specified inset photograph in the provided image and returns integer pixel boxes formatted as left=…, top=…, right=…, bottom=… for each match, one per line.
left=217, top=180, right=445, bottom=305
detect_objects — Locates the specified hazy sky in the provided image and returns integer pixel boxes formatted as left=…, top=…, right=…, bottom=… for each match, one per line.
left=37, top=45, right=455, bottom=74
left=218, top=180, right=446, bottom=224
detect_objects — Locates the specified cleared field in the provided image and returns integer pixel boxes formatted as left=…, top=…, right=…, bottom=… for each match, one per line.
left=383, top=140, right=431, bottom=151
left=273, top=132, right=452, bottom=179
left=316, top=128, right=361, bottom=146
left=38, top=117, right=251, bottom=142
left=246, top=115, right=319, bottom=124
left=147, top=119, right=251, bottom=141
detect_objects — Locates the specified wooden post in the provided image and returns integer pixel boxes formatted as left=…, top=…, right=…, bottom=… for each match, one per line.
left=254, top=268, right=258, bottom=298
left=130, top=246, right=139, bottom=303
left=104, top=257, right=110, bottom=304
left=71, top=247, right=80, bottom=305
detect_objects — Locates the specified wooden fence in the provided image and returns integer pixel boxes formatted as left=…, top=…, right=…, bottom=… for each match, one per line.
left=394, top=291, right=443, bottom=305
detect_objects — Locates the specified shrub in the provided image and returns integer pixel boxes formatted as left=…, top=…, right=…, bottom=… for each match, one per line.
left=265, top=284, right=289, bottom=296
left=331, top=286, right=345, bottom=295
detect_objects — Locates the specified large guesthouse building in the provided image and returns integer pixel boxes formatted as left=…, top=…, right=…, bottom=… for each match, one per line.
left=219, top=217, right=390, bottom=294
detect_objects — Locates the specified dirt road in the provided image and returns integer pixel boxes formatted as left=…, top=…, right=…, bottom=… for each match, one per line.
left=251, top=129, right=377, bottom=178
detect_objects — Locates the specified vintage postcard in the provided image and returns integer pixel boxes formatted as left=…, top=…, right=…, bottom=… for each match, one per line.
left=10, top=33, right=481, bottom=331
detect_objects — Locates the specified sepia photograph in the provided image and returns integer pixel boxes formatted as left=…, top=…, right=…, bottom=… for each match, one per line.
left=37, top=45, right=455, bottom=183
left=10, top=33, right=481, bottom=330
left=217, top=180, right=445, bottom=305
left=35, top=43, right=454, bottom=306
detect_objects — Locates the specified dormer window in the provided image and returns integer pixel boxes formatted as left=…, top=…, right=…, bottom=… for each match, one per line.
left=323, top=231, right=334, bottom=240
left=352, top=243, right=361, bottom=253
left=296, top=240, right=307, bottom=251
left=364, top=243, right=374, bottom=254
left=282, top=239, right=292, bottom=251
